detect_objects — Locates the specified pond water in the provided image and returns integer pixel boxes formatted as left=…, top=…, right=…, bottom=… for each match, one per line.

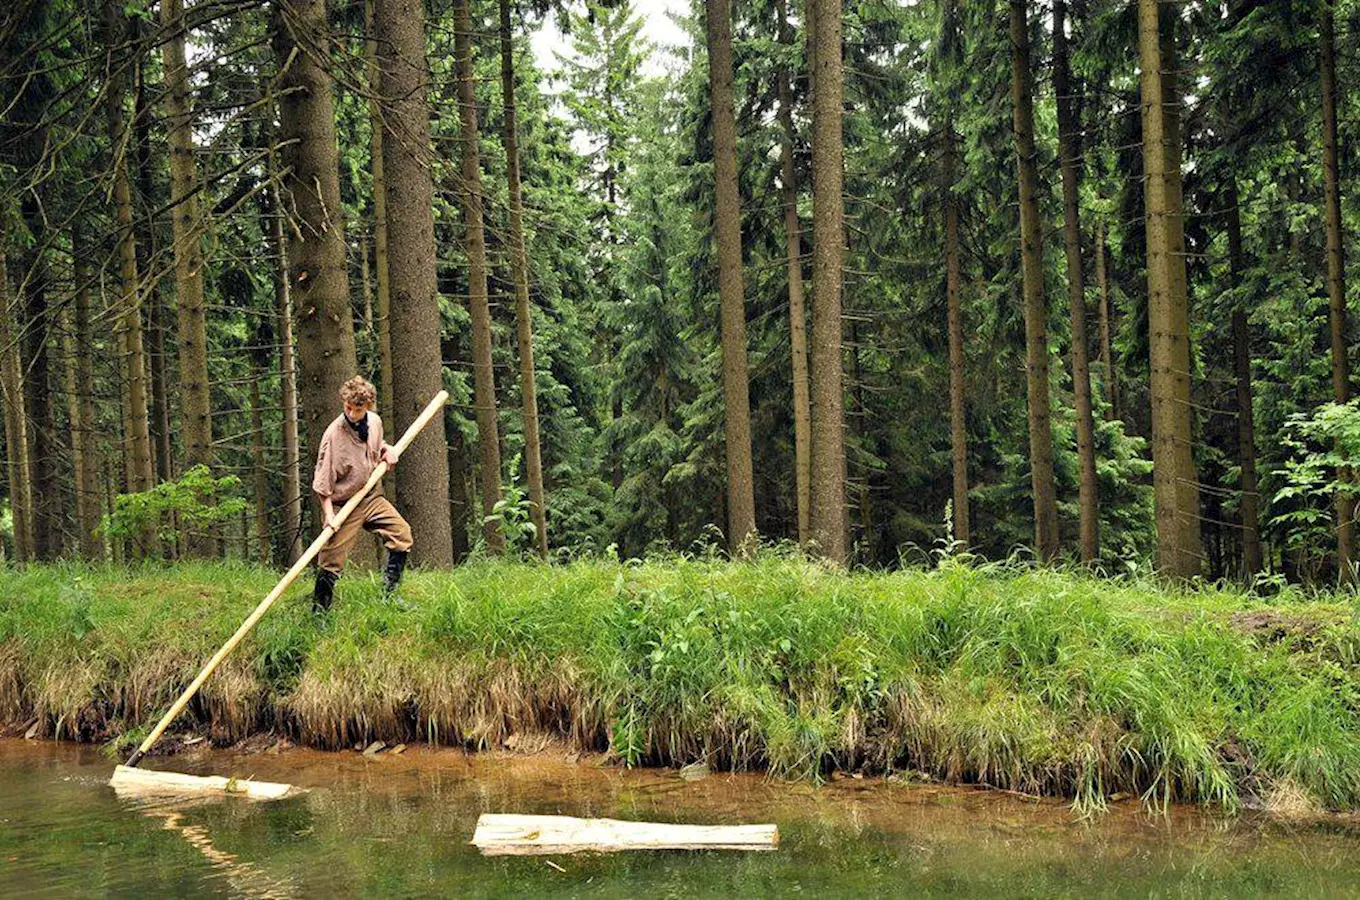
left=5, top=739, right=1360, bottom=898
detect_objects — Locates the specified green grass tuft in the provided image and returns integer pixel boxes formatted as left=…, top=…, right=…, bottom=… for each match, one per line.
left=4, top=557, right=1360, bottom=812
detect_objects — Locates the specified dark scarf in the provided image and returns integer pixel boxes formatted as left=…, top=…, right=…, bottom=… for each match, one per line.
left=345, top=412, right=369, bottom=443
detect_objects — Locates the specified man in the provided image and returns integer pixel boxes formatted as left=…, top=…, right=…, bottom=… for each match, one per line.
left=311, top=376, right=410, bottom=612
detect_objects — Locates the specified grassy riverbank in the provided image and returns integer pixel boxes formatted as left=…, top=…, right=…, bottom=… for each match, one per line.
left=3, top=557, right=1359, bottom=812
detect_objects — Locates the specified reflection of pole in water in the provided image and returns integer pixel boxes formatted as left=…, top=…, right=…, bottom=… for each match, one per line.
left=140, top=807, right=298, bottom=900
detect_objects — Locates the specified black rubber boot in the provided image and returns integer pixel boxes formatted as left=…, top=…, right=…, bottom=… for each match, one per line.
left=383, top=549, right=409, bottom=595
left=312, top=568, right=338, bottom=614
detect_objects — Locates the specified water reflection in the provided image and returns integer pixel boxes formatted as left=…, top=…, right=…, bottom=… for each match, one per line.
left=139, top=805, right=298, bottom=900
left=6, top=739, right=1360, bottom=897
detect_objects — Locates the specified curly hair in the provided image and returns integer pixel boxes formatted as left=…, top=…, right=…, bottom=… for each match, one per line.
left=339, top=376, right=377, bottom=409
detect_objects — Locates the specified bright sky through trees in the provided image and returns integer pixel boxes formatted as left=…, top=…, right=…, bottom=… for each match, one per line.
left=531, top=0, right=691, bottom=78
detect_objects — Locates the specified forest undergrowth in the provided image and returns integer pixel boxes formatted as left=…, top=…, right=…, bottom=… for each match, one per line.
left=3, top=555, right=1360, bottom=815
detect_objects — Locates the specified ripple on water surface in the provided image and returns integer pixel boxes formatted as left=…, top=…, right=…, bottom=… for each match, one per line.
left=4, top=739, right=1360, bottom=898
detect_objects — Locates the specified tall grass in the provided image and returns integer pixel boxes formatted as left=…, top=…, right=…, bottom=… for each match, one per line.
left=3, top=556, right=1360, bottom=813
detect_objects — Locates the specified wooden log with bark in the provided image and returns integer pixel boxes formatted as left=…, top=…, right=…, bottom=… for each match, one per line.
left=470, top=814, right=779, bottom=855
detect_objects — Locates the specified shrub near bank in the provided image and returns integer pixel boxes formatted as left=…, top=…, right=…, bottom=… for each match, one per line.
left=3, top=557, right=1360, bottom=813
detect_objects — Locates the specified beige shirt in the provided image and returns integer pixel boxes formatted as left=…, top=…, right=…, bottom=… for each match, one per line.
left=312, top=412, right=385, bottom=503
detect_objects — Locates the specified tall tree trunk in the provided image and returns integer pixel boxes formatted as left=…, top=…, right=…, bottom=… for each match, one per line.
left=250, top=363, right=270, bottom=563
left=237, top=503, right=248, bottom=560
left=5, top=7, right=57, bottom=558
left=1052, top=0, right=1098, bottom=562
left=776, top=0, right=810, bottom=547
left=0, top=249, right=33, bottom=562
left=104, top=0, right=157, bottom=556
left=1225, top=180, right=1262, bottom=578
left=705, top=0, right=757, bottom=555
left=1095, top=218, right=1118, bottom=421
left=849, top=319, right=872, bottom=561
left=17, top=196, right=57, bottom=559
left=272, top=0, right=360, bottom=475
left=268, top=171, right=304, bottom=565
left=363, top=0, right=395, bottom=427
left=1139, top=0, right=1202, bottom=577
left=134, top=51, right=172, bottom=487
left=1160, top=11, right=1201, bottom=566
left=444, top=331, right=472, bottom=562
left=805, top=0, right=816, bottom=98
left=1320, top=1, right=1353, bottom=582
left=454, top=0, right=505, bottom=554
left=104, top=451, right=123, bottom=564
left=162, top=0, right=215, bottom=556
left=499, top=0, right=549, bottom=558
left=66, top=233, right=102, bottom=559
left=611, top=394, right=623, bottom=492
left=605, top=156, right=624, bottom=496
left=807, top=0, right=847, bottom=564
left=448, top=421, right=472, bottom=560
left=1009, top=0, right=1059, bottom=561
left=374, top=0, right=454, bottom=567
left=943, top=117, right=970, bottom=548
left=359, top=238, right=374, bottom=333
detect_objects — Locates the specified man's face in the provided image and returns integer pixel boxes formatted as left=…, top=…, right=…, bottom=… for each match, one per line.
left=344, top=401, right=368, bottom=423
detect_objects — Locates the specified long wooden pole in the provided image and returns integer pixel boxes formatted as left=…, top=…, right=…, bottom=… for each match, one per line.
left=124, top=390, right=449, bottom=767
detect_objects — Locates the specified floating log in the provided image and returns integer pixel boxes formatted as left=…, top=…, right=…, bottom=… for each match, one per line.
left=109, top=764, right=296, bottom=801
left=470, top=814, right=779, bottom=855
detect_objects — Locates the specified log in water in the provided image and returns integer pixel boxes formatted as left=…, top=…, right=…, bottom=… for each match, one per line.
left=471, top=814, right=778, bottom=855
left=109, top=764, right=296, bottom=800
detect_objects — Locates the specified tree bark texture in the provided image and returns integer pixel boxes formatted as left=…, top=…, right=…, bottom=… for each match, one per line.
left=272, top=0, right=360, bottom=475
left=162, top=0, right=215, bottom=556
left=104, top=0, right=157, bottom=556
left=0, top=250, right=33, bottom=562
left=444, top=330, right=473, bottom=563
left=1320, top=1, right=1353, bottom=581
left=250, top=364, right=271, bottom=563
left=133, top=56, right=173, bottom=487
left=808, top=0, right=848, bottom=564
left=850, top=319, right=872, bottom=561
left=67, top=234, right=102, bottom=559
left=1009, top=0, right=1059, bottom=561
left=1053, top=0, right=1098, bottom=562
left=776, top=0, right=811, bottom=548
left=1159, top=11, right=1201, bottom=569
left=266, top=167, right=304, bottom=565
left=17, top=196, right=56, bottom=559
left=60, top=305, right=83, bottom=549
left=103, top=452, right=123, bottom=564
left=374, top=0, right=455, bottom=567
left=705, top=0, right=757, bottom=554
left=454, top=0, right=505, bottom=554
left=499, top=0, right=550, bottom=558
left=1095, top=219, right=1118, bottom=421
left=363, top=0, right=395, bottom=428
left=943, top=118, right=970, bottom=548
left=359, top=238, right=373, bottom=333
left=1138, top=0, right=1202, bottom=578
left=1225, top=180, right=1262, bottom=578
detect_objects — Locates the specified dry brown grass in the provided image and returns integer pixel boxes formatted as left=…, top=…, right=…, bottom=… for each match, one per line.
left=0, top=642, right=23, bottom=723
left=1262, top=776, right=1324, bottom=817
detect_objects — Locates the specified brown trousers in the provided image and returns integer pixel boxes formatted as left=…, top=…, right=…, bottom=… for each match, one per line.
left=318, top=494, right=413, bottom=574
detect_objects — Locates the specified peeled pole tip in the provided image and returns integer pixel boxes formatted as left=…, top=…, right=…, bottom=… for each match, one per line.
left=109, top=765, right=296, bottom=801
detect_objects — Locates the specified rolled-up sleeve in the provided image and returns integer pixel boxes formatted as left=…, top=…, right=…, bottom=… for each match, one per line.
left=312, top=432, right=334, bottom=498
